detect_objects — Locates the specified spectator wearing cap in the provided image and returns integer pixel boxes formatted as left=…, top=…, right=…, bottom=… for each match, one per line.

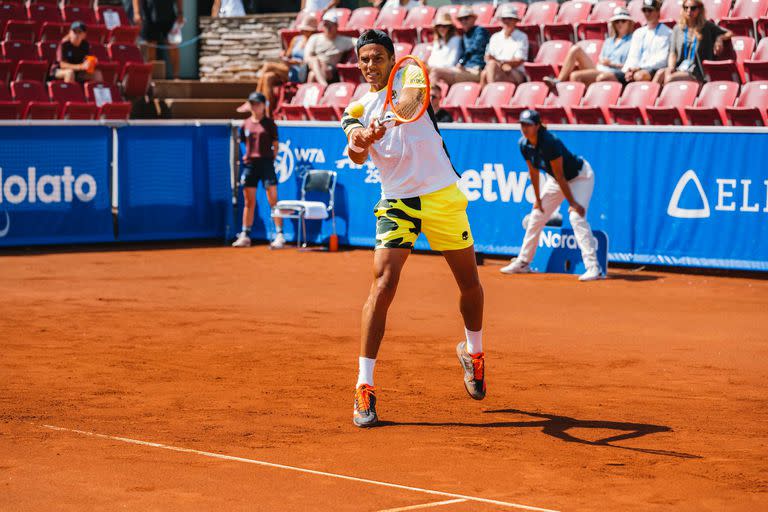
left=372, top=0, right=425, bottom=10
left=211, top=0, right=245, bottom=17
left=429, top=6, right=490, bottom=86
left=544, top=7, right=635, bottom=89
left=54, top=22, right=102, bottom=84
left=430, top=84, right=453, bottom=123
left=605, top=0, right=671, bottom=84
left=427, top=12, right=462, bottom=71
left=654, top=0, right=732, bottom=84
left=232, top=92, right=285, bottom=250
left=252, top=16, right=317, bottom=114
left=305, top=11, right=356, bottom=86
left=500, top=109, right=602, bottom=282
left=480, top=4, right=528, bottom=87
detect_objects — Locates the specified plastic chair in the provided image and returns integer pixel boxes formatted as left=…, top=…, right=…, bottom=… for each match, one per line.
left=84, top=81, right=132, bottom=119
left=726, top=80, right=768, bottom=125
left=11, top=79, right=58, bottom=118
left=744, top=38, right=768, bottom=82
left=374, top=6, right=408, bottom=31
left=702, top=36, right=755, bottom=83
left=278, top=82, right=326, bottom=120
left=626, top=0, right=647, bottom=24
left=577, top=39, right=604, bottom=65
left=702, top=0, right=731, bottom=21
left=351, top=81, right=369, bottom=102
left=577, top=0, right=625, bottom=39
left=465, top=81, right=516, bottom=123
left=571, top=81, right=623, bottom=123
left=107, top=42, right=143, bottom=65
left=339, top=7, right=379, bottom=37
left=473, top=3, right=497, bottom=25
left=684, top=80, right=740, bottom=125
left=0, top=79, right=20, bottom=118
left=36, top=40, right=58, bottom=63
left=517, top=1, right=558, bottom=45
left=96, top=61, right=119, bottom=85
left=608, top=81, right=660, bottom=124
left=4, top=20, right=37, bottom=42
left=536, top=81, right=586, bottom=124
left=2, top=40, right=47, bottom=82
left=1, top=2, right=28, bottom=36
left=48, top=80, right=98, bottom=119
left=646, top=80, right=700, bottom=125
left=498, top=81, right=549, bottom=122
left=439, top=81, right=482, bottom=123
left=393, top=41, right=413, bottom=59
left=109, top=26, right=140, bottom=43
left=307, top=81, right=356, bottom=121
left=0, top=58, right=12, bottom=83
left=659, top=0, right=683, bottom=25
left=411, top=42, right=432, bottom=62
left=524, top=40, right=573, bottom=82
left=38, top=21, right=68, bottom=41
left=272, top=170, right=337, bottom=249
left=543, top=1, right=592, bottom=41
left=27, top=3, right=62, bottom=24
left=390, top=6, right=435, bottom=45
left=62, top=5, right=97, bottom=24
left=89, top=42, right=110, bottom=63
left=719, top=0, right=768, bottom=37
left=96, top=5, right=129, bottom=29
left=120, top=61, right=152, bottom=98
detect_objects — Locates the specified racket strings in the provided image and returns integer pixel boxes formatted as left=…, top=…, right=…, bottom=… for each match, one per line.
left=393, top=89, right=425, bottom=120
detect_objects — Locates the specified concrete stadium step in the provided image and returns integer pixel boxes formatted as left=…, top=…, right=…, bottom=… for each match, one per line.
left=153, top=80, right=259, bottom=100
left=155, top=98, right=249, bottom=119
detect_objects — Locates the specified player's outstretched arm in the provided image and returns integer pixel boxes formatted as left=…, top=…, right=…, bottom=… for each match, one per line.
left=347, top=119, right=385, bottom=165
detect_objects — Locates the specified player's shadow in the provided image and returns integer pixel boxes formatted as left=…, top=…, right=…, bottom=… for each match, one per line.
left=380, top=408, right=700, bottom=459
left=607, top=274, right=662, bottom=282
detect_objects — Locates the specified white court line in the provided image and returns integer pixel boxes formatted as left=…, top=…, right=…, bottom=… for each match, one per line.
left=41, top=424, right=558, bottom=512
left=376, top=498, right=467, bottom=512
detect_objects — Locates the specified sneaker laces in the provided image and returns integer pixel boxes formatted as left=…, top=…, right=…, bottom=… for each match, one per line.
left=355, top=386, right=373, bottom=412
left=471, top=355, right=484, bottom=381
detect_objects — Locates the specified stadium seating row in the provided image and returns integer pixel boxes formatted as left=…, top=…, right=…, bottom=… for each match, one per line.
left=0, top=79, right=131, bottom=119
left=274, top=79, right=768, bottom=126
left=281, top=0, right=768, bottom=49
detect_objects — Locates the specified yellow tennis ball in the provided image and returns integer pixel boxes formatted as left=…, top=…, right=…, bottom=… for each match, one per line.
left=348, top=102, right=364, bottom=119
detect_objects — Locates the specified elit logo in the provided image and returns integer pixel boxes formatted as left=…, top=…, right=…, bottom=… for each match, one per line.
left=668, top=169, right=768, bottom=219
left=667, top=169, right=710, bottom=219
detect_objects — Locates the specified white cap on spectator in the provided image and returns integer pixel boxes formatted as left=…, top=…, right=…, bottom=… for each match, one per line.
left=456, top=6, right=476, bottom=19
left=321, top=11, right=339, bottom=24
left=498, top=4, right=521, bottom=20
left=609, top=7, right=633, bottom=22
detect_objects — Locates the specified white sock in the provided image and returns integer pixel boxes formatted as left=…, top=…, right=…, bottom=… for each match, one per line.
left=356, top=357, right=376, bottom=387
left=465, top=327, right=483, bottom=355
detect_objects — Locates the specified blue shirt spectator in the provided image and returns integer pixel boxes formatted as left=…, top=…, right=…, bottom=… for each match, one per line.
left=459, top=25, right=490, bottom=70
left=429, top=6, right=490, bottom=86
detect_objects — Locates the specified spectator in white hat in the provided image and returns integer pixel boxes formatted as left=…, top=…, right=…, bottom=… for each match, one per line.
left=544, top=7, right=635, bottom=89
left=611, top=0, right=671, bottom=84
left=480, top=3, right=528, bottom=87
left=430, top=5, right=490, bottom=86
left=305, top=11, right=355, bottom=86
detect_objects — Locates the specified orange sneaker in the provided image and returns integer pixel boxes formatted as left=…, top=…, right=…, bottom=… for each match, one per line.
left=456, top=341, right=486, bottom=400
left=353, top=384, right=379, bottom=428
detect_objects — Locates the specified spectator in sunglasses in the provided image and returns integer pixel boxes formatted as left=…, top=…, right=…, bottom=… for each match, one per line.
left=430, top=84, right=453, bottom=123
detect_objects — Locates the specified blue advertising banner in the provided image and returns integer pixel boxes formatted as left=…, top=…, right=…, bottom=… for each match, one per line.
left=273, top=124, right=768, bottom=271
left=530, top=228, right=608, bottom=276
left=116, top=125, right=233, bottom=241
left=0, top=126, right=113, bottom=246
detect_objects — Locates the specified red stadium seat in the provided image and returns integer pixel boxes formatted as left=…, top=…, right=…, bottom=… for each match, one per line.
left=89, top=42, right=109, bottom=63
left=109, top=25, right=140, bottom=43
left=48, top=79, right=98, bottom=119
left=498, top=81, right=549, bottom=122
left=27, top=3, right=62, bottom=25
left=536, top=81, right=586, bottom=124
left=11, top=79, right=58, bottom=118
left=278, top=82, right=325, bottom=120
left=498, top=2, right=528, bottom=20
left=2, top=40, right=47, bottom=82
left=524, top=40, right=572, bottom=82
left=685, top=80, right=739, bottom=125
left=646, top=80, right=700, bottom=125
left=702, top=0, right=731, bottom=21
left=374, top=6, right=408, bottom=31
left=465, top=81, right=516, bottom=123
left=67, top=0, right=93, bottom=5
left=4, top=20, right=37, bottom=43
left=120, top=62, right=152, bottom=98
left=96, top=5, right=129, bottom=29
left=703, top=36, right=755, bottom=83
left=351, top=81, right=369, bottom=102
left=719, top=0, right=768, bottom=37
left=339, top=7, right=379, bottom=37
left=84, top=81, right=132, bottom=119
left=411, top=42, right=432, bottom=62
left=439, top=81, right=482, bottom=122
left=96, top=61, right=119, bottom=85
left=336, top=51, right=362, bottom=83
left=88, top=25, right=108, bottom=44
left=0, top=79, right=21, bottom=118
left=62, top=5, right=97, bottom=25
left=571, top=81, right=623, bottom=123
left=2, top=39, right=36, bottom=60
left=107, top=42, right=142, bottom=64
left=726, top=80, right=768, bottom=125
left=307, top=81, right=356, bottom=121
left=659, top=0, right=683, bottom=25
left=626, top=0, right=647, bottom=25
left=744, top=38, right=768, bottom=82
left=577, top=39, right=604, bottom=65
left=473, top=3, right=496, bottom=25
left=390, top=6, right=435, bottom=45
left=577, top=0, right=625, bottom=39
left=544, top=1, right=592, bottom=41
left=758, top=16, right=768, bottom=39
left=38, top=22, right=68, bottom=41
left=609, top=81, right=660, bottom=124
left=0, top=58, right=11, bottom=83
left=36, top=40, right=57, bottom=63
left=1, top=2, right=28, bottom=37
left=393, top=41, right=413, bottom=59
left=517, top=1, right=558, bottom=45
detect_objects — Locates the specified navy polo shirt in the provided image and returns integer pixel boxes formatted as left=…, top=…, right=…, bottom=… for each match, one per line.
left=518, top=128, right=583, bottom=181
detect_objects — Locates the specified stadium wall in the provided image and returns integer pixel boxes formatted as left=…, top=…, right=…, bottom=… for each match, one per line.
left=0, top=121, right=766, bottom=272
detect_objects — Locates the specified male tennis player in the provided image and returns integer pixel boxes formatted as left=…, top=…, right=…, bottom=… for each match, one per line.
left=341, top=30, right=486, bottom=428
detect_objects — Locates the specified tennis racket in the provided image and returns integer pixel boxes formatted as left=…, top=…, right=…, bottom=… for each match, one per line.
left=376, top=54, right=431, bottom=128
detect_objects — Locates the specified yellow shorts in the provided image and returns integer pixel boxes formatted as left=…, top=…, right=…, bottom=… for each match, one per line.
left=374, top=183, right=474, bottom=252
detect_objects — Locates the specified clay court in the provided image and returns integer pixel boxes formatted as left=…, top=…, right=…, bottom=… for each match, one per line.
left=1, top=245, right=767, bottom=511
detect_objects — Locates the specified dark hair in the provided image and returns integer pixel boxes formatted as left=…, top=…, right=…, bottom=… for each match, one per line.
left=356, top=29, right=395, bottom=56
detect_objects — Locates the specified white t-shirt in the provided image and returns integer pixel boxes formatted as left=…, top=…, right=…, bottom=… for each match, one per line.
left=623, top=22, right=672, bottom=72
left=382, top=0, right=422, bottom=10
left=428, top=35, right=462, bottom=68
left=218, top=0, right=245, bottom=16
left=486, top=29, right=528, bottom=71
left=341, top=66, right=458, bottom=199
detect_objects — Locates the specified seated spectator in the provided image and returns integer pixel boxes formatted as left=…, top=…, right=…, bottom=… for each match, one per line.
left=53, top=22, right=102, bottom=84
left=211, top=0, right=245, bottom=17
left=431, top=84, right=453, bottom=122
left=305, top=11, right=355, bottom=87
left=544, top=7, right=634, bottom=90
left=480, top=3, right=528, bottom=87
left=430, top=6, right=489, bottom=86
left=654, top=0, right=732, bottom=84
left=254, top=16, right=317, bottom=114
left=372, top=0, right=425, bottom=10
left=605, top=0, right=671, bottom=84
left=427, top=12, right=462, bottom=71
left=302, top=0, right=339, bottom=17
